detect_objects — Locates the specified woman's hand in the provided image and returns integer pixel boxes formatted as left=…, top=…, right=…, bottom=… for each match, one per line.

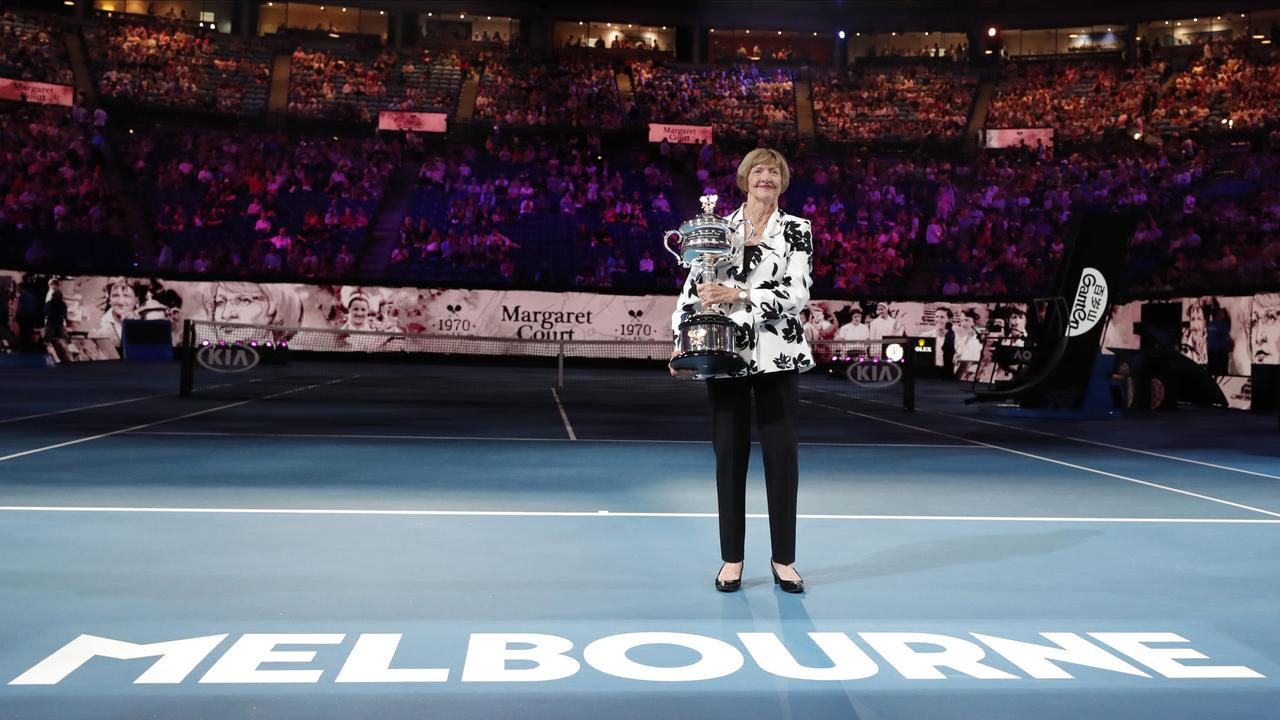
left=697, top=283, right=740, bottom=307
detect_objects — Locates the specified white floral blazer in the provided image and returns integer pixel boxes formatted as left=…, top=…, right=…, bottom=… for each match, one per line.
left=670, top=206, right=816, bottom=379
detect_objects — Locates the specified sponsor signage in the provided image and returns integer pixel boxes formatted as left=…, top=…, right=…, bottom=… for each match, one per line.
left=196, top=344, right=260, bottom=373
left=1067, top=267, right=1108, bottom=338
left=0, top=78, right=74, bottom=107
left=648, top=123, right=713, bottom=145
left=9, top=630, right=1264, bottom=685
left=848, top=360, right=903, bottom=387
left=377, top=111, right=447, bottom=133
left=984, top=127, right=1055, bottom=149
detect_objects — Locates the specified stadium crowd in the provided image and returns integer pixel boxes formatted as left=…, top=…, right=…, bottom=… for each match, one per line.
left=1150, top=49, right=1280, bottom=134
left=474, top=55, right=624, bottom=129
left=629, top=61, right=797, bottom=146
left=1, top=106, right=121, bottom=244
left=985, top=60, right=1164, bottom=140
left=389, top=132, right=680, bottom=286
left=87, top=18, right=271, bottom=115
left=288, top=45, right=468, bottom=120
left=0, top=11, right=73, bottom=84
left=123, top=128, right=398, bottom=278
left=1, top=7, right=1277, bottom=300
left=811, top=65, right=977, bottom=143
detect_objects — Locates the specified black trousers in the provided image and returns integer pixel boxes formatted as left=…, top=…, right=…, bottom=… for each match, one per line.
left=706, top=369, right=799, bottom=565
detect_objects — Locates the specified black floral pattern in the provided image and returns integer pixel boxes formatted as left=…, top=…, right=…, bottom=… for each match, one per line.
left=758, top=299, right=785, bottom=322
left=783, top=220, right=813, bottom=254
left=781, top=317, right=804, bottom=344
left=734, top=320, right=757, bottom=351
left=733, top=244, right=762, bottom=283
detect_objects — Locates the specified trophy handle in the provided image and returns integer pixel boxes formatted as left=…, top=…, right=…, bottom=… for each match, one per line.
left=663, top=229, right=686, bottom=266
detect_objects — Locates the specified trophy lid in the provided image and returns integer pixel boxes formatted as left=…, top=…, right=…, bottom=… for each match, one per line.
left=679, top=215, right=735, bottom=236
left=679, top=195, right=736, bottom=235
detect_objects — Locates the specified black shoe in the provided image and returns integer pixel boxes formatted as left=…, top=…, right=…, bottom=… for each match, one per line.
left=770, top=560, right=805, bottom=594
left=715, top=563, right=742, bottom=592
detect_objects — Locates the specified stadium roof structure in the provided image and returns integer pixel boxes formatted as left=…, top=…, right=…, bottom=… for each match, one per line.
left=343, top=0, right=1280, bottom=33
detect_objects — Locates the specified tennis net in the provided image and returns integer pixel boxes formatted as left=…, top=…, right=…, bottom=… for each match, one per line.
left=178, top=320, right=914, bottom=413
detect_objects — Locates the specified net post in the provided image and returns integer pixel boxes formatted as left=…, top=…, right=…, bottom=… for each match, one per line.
left=903, top=346, right=916, bottom=413
left=179, top=319, right=194, bottom=398
left=557, top=341, right=565, bottom=390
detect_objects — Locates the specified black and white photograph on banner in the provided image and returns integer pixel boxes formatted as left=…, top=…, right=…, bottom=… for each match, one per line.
left=1106, top=295, right=1271, bottom=371
left=1214, top=295, right=1245, bottom=372
left=1216, top=375, right=1253, bottom=411
left=1188, top=295, right=1253, bottom=375
left=11, top=269, right=1278, bottom=376
left=1251, top=293, right=1280, bottom=367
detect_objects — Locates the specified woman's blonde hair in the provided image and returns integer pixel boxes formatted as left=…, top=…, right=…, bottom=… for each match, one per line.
left=736, top=148, right=790, bottom=195
left=207, top=280, right=303, bottom=327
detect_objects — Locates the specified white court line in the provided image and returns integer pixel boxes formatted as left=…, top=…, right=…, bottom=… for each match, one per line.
left=923, top=408, right=1280, bottom=481
left=0, top=378, right=251, bottom=425
left=0, top=393, right=167, bottom=424
left=0, top=505, right=1276, bottom=524
left=260, top=377, right=350, bottom=400
left=0, top=401, right=254, bottom=463
left=0, top=377, right=353, bottom=464
left=802, top=399, right=1280, bottom=520
left=550, top=387, right=576, bottom=440
left=123, top=430, right=986, bottom=449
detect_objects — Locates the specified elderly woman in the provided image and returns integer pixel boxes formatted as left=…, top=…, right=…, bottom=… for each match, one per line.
left=93, top=277, right=145, bottom=342
left=670, top=148, right=815, bottom=594
left=205, top=281, right=304, bottom=349
left=207, top=281, right=302, bottom=328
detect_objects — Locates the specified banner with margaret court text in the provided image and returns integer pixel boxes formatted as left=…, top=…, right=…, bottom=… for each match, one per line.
left=0, top=78, right=74, bottom=107
left=647, top=123, right=713, bottom=145
left=4, top=269, right=1274, bottom=379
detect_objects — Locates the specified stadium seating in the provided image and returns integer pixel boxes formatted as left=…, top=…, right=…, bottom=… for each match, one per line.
left=0, top=9, right=1275, bottom=299
left=811, top=65, right=977, bottom=143
left=86, top=16, right=271, bottom=116
left=288, top=46, right=465, bottom=121
left=0, top=11, right=73, bottom=85
left=629, top=61, right=798, bottom=146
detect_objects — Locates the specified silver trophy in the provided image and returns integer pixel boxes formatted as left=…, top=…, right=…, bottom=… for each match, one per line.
left=664, top=194, right=754, bottom=375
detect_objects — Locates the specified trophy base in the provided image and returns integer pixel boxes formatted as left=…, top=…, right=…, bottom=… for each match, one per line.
left=673, top=313, right=745, bottom=376
left=670, top=350, right=747, bottom=376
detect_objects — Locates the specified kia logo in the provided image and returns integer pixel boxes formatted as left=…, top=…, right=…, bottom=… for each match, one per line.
left=847, top=361, right=902, bottom=387
left=197, top=344, right=260, bottom=373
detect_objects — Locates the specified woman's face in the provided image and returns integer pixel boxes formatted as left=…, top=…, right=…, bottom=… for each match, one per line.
left=747, top=164, right=782, bottom=205
left=348, top=299, right=370, bottom=325
left=1186, top=302, right=1205, bottom=332
left=212, top=285, right=272, bottom=325
left=960, top=315, right=974, bottom=332
left=108, top=283, right=138, bottom=318
left=1251, top=304, right=1280, bottom=364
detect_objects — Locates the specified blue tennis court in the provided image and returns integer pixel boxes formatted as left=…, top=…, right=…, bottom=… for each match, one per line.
left=2, top=360, right=1279, bottom=719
